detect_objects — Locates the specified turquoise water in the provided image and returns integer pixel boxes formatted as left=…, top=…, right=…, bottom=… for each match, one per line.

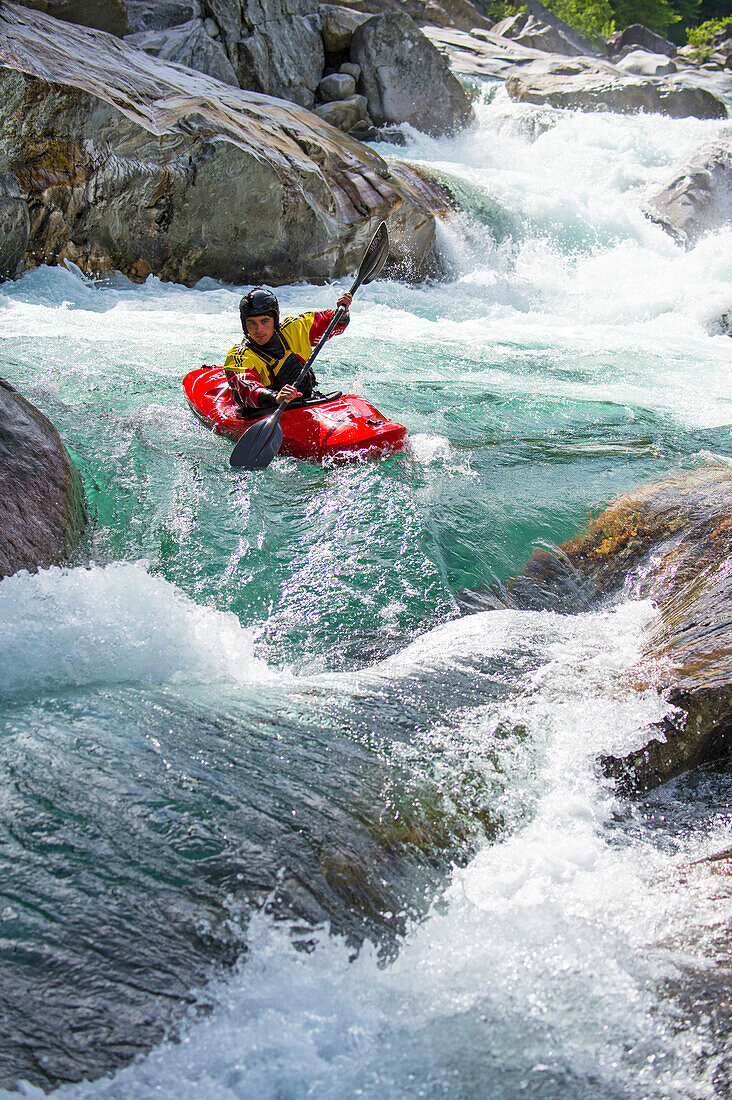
left=1, top=87, right=732, bottom=1097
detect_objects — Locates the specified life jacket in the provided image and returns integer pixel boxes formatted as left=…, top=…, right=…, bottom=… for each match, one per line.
left=224, top=313, right=323, bottom=388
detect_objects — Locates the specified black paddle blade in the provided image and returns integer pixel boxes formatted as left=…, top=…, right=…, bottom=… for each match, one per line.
left=229, top=415, right=284, bottom=469
left=359, top=222, right=389, bottom=287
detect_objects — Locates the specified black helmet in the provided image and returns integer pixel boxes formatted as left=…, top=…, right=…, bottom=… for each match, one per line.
left=240, top=287, right=279, bottom=331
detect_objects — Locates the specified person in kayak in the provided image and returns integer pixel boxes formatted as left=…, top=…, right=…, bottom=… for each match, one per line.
left=224, top=287, right=353, bottom=410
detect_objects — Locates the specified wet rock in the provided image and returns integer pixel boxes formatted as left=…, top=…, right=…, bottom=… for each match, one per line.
left=13, top=0, right=127, bottom=35
left=0, top=4, right=450, bottom=285
left=351, top=12, right=474, bottom=136
left=318, top=71, right=356, bottom=102
left=461, top=466, right=732, bottom=792
left=0, top=173, right=30, bottom=280
left=616, top=49, right=678, bottom=77
left=645, top=142, right=732, bottom=247
left=126, top=19, right=239, bottom=85
left=203, top=0, right=324, bottom=107
left=125, top=0, right=198, bottom=34
left=0, top=380, right=87, bottom=580
left=506, top=58, right=728, bottom=119
left=608, top=23, right=677, bottom=59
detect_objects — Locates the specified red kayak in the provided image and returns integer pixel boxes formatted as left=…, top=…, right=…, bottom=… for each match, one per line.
left=183, top=367, right=408, bottom=463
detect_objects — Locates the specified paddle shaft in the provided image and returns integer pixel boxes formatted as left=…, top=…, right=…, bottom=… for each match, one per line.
left=278, top=258, right=374, bottom=414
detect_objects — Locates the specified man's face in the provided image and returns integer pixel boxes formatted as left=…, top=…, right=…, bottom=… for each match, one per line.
left=245, top=314, right=275, bottom=345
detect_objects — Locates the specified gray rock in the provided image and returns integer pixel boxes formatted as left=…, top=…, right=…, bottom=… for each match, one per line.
left=318, top=72, right=357, bottom=102
left=0, top=173, right=30, bottom=280
left=645, top=142, right=732, bottom=247
left=13, top=0, right=127, bottom=35
left=523, top=0, right=600, bottom=56
left=616, top=49, right=677, bottom=77
left=313, top=94, right=368, bottom=130
left=415, top=0, right=494, bottom=33
left=351, top=12, right=473, bottom=136
left=493, top=10, right=583, bottom=57
left=506, top=58, right=728, bottom=120
left=203, top=0, right=325, bottom=107
left=125, top=0, right=198, bottom=34
left=321, top=4, right=370, bottom=53
left=203, top=15, right=218, bottom=36
left=340, top=61, right=361, bottom=81
left=0, top=3, right=450, bottom=285
left=609, top=23, right=676, bottom=59
left=126, top=19, right=239, bottom=85
left=0, top=380, right=87, bottom=581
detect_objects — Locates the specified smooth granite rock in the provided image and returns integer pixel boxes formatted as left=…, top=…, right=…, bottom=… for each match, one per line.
left=0, top=3, right=450, bottom=285
left=645, top=142, right=732, bottom=247
left=351, top=11, right=474, bottom=136
left=506, top=57, right=728, bottom=119
left=0, top=380, right=87, bottom=580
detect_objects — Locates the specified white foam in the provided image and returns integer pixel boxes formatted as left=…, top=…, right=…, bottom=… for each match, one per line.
left=0, top=562, right=274, bottom=698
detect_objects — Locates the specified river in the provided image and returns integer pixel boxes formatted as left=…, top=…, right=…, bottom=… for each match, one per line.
left=1, top=84, right=732, bottom=1098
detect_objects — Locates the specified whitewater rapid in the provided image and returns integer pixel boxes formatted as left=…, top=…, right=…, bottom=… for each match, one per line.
left=1, top=84, right=732, bottom=1098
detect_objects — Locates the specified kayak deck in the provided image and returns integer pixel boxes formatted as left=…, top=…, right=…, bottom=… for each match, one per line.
left=183, top=367, right=408, bottom=462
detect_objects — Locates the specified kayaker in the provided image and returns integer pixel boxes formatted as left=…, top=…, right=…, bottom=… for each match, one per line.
left=224, top=288, right=353, bottom=411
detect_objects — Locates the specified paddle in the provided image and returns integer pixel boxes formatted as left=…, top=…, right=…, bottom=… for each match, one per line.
left=230, top=222, right=389, bottom=470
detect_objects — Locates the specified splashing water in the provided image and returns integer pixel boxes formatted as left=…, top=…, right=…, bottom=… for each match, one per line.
left=2, top=85, right=732, bottom=1098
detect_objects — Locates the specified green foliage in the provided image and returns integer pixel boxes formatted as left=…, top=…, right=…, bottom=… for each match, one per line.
left=685, top=17, right=731, bottom=59
left=484, top=2, right=521, bottom=18
left=610, top=0, right=681, bottom=35
left=542, top=0, right=616, bottom=38
left=686, top=16, right=731, bottom=44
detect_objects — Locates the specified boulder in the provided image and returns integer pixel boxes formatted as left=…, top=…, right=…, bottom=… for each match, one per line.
left=616, top=49, right=677, bottom=77
left=125, top=0, right=198, bottom=34
left=313, top=95, right=368, bottom=130
left=493, top=0, right=600, bottom=57
left=0, top=3, right=450, bottom=285
left=609, top=23, right=676, bottom=59
left=126, top=19, right=239, bottom=85
left=492, top=9, right=584, bottom=57
left=645, top=142, right=732, bottom=247
left=318, top=71, right=357, bottom=101
left=0, top=380, right=87, bottom=580
left=203, top=0, right=324, bottom=107
left=351, top=12, right=474, bottom=136
left=320, top=4, right=370, bottom=53
left=458, top=466, right=732, bottom=792
left=13, top=0, right=127, bottom=35
left=0, top=173, right=30, bottom=280
left=505, top=58, right=728, bottom=120
left=523, top=0, right=600, bottom=55
left=417, top=0, right=494, bottom=33
left=341, top=61, right=361, bottom=81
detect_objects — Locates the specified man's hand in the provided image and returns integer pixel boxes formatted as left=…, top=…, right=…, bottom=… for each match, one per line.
left=336, top=291, right=352, bottom=311
left=276, top=384, right=301, bottom=404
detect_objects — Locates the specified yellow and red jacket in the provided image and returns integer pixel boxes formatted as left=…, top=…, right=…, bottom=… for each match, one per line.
left=224, top=309, right=350, bottom=408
